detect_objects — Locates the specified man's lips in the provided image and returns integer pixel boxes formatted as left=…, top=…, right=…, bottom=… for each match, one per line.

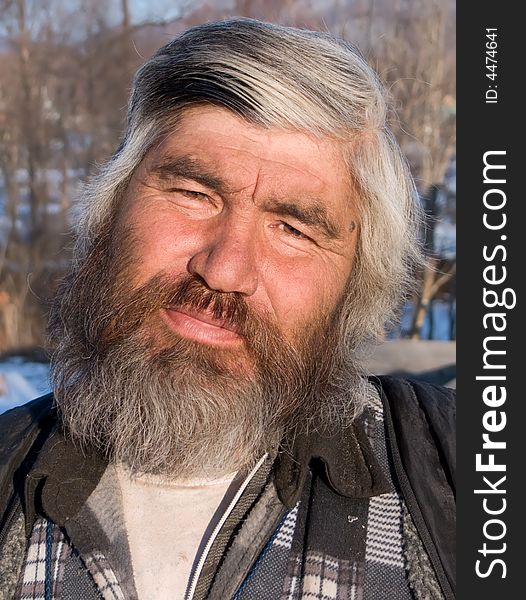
left=161, top=305, right=243, bottom=346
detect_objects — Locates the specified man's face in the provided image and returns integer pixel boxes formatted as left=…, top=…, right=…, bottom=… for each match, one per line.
left=51, top=105, right=364, bottom=476
left=115, top=106, right=359, bottom=367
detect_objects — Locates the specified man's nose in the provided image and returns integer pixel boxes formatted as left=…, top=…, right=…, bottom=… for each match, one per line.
left=187, top=219, right=259, bottom=296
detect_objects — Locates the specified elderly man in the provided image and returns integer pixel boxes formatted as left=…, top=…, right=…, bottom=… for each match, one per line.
left=0, top=18, right=455, bottom=600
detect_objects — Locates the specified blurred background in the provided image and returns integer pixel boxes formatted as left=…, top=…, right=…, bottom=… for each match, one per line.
left=0, top=0, right=456, bottom=412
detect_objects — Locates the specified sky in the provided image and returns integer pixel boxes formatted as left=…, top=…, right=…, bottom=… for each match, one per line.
left=125, top=0, right=187, bottom=23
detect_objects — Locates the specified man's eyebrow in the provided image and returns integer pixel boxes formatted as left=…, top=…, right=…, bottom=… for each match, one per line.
left=148, top=158, right=345, bottom=240
left=263, top=199, right=343, bottom=240
left=148, top=156, right=229, bottom=194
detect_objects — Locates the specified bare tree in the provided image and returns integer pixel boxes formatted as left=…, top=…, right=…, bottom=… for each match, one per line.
left=363, top=0, right=456, bottom=339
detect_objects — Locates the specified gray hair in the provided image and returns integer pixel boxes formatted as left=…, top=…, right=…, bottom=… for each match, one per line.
left=75, top=18, right=423, bottom=350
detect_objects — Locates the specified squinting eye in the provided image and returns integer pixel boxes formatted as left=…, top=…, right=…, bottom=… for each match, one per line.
left=176, top=189, right=209, bottom=201
left=281, top=222, right=308, bottom=240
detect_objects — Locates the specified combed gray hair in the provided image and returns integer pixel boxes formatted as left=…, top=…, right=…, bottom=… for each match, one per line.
left=75, top=17, right=422, bottom=351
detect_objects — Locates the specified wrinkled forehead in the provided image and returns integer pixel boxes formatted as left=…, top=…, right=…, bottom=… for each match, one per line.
left=136, top=105, right=354, bottom=206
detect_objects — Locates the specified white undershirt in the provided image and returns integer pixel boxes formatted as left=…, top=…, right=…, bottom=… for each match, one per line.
left=116, top=465, right=237, bottom=600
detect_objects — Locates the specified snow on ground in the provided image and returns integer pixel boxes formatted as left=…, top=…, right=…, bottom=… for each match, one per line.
left=365, top=339, right=456, bottom=388
left=0, top=358, right=50, bottom=414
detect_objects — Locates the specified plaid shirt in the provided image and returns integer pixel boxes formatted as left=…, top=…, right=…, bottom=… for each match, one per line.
left=15, top=518, right=122, bottom=600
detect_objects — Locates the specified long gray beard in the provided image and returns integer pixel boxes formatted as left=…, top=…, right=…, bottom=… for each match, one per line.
left=52, top=340, right=368, bottom=479
left=53, top=329, right=311, bottom=478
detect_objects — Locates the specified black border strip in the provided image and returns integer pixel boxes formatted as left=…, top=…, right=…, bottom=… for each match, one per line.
left=457, top=3, right=522, bottom=596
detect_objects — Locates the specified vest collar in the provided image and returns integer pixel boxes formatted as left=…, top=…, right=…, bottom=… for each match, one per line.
left=24, top=428, right=106, bottom=533
left=273, top=407, right=391, bottom=508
